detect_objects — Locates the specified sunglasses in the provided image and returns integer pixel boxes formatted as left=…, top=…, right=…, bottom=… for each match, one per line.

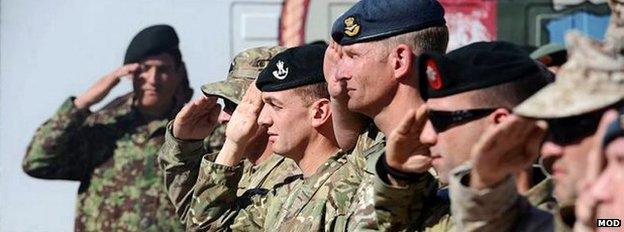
left=428, top=108, right=497, bottom=132
left=222, top=98, right=238, bottom=113
left=546, top=110, right=603, bottom=145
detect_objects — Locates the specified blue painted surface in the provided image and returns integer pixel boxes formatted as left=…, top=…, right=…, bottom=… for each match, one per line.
left=546, top=12, right=609, bottom=43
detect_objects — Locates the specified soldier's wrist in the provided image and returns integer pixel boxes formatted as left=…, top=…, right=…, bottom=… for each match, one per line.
left=214, top=139, right=245, bottom=166
left=73, top=97, right=91, bottom=110
left=469, top=169, right=507, bottom=190
left=378, top=154, right=427, bottom=182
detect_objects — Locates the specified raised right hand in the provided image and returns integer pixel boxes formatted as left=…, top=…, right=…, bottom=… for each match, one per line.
left=74, top=63, right=140, bottom=109
left=172, top=96, right=221, bottom=140
left=324, top=41, right=348, bottom=101
left=224, top=82, right=264, bottom=146
left=470, top=115, right=547, bottom=190
left=214, top=82, right=264, bottom=167
left=386, top=105, right=432, bottom=174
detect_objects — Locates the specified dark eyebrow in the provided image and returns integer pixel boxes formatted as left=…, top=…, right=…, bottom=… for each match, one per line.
left=262, top=96, right=283, bottom=105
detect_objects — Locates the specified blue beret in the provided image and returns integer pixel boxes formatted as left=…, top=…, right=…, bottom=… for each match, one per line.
left=418, top=41, right=541, bottom=98
left=256, top=43, right=327, bottom=92
left=331, top=0, right=446, bottom=45
left=124, top=24, right=179, bottom=64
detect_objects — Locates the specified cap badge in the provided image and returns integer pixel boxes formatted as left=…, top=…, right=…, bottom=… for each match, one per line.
left=426, top=59, right=443, bottom=90
left=344, top=16, right=360, bottom=37
left=272, top=60, right=289, bottom=80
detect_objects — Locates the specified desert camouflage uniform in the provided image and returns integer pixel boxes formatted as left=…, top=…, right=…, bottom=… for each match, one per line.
left=185, top=151, right=362, bottom=231
left=158, top=123, right=300, bottom=226
left=22, top=93, right=185, bottom=231
left=448, top=165, right=557, bottom=232
left=526, top=178, right=557, bottom=212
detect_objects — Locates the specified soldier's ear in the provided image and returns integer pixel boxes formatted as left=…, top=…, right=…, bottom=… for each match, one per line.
left=391, top=44, right=414, bottom=81
left=490, top=108, right=512, bottom=125
left=310, top=98, right=332, bottom=128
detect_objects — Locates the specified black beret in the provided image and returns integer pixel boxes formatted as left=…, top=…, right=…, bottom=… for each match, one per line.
left=331, top=0, right=446, bottom=46
left=418, top=41, right=541, bottom=98
left=124, top=24, right=179, bottom=64
left=256, top=43, right=327, bottom=92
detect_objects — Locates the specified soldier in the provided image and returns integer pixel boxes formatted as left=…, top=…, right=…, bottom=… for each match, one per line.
left=447, top=30, right=624, bottom=231
left=574, top=109, right=622, bottom=232
left=326, top=0, right=449, bottom=153
left=326, top=0, right=449, bottom=230
left=380, top=41, right=554, bottom=231
left=185, top=43, right=363, bottom=231
left=22, top=25, right=191, bottom=231
left=157, top=46, right=300, bottom=227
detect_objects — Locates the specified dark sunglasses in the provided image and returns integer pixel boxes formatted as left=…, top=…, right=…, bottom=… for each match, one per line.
left=222, top=98, right=238, bottom=113
left=546, top=110, right=603, bottom=145
left=428, top=108, right=497, bottom=132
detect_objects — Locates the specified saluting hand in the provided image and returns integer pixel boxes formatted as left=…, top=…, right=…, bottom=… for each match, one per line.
left=386, top=105, right=432, bottom=174
left=469, top=115, right=547, bottom=190
left=172, top=96, right=221, bottom=140
left=224, top=82, right=264, bottom=147
left=324, top=41, right=348, bottom=101
left=215, top=83, right=264, bottom=166
left=74, top=63, right=140, bottom=109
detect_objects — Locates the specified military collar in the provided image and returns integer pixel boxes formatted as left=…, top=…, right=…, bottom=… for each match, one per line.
left=364, top=141, right=386, bottom=174
left=108, top=93, right=172, bottom=137
left=525, top=178, right=556, bottom=208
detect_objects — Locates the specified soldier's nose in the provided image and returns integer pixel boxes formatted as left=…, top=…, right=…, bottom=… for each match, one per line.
left=218, top=110, right=232, bottom=124
left=540, top=141, right=563, bottom=158
left=420, top=121, right=437, bottom=145
left=257, top=105, right=272, bottom=127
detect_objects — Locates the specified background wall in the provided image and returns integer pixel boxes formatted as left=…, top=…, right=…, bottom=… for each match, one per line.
left=0, top=1, right=280, bottom=231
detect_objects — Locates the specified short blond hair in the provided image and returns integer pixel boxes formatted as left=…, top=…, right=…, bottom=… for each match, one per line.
left=376, top=26, right=449, bottom=56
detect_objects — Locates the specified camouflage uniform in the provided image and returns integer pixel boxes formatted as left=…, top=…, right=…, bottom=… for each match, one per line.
left=181, top=150, right=363, bottom=231
left=22, top=93, right=185, bottom=231
left=526, top=178, right=557, bottom=213
left=346, top=139, right=440, bottom=232
left=158, top=123, right=300, bottom=226
left=336, top=124, right=445, bottom=231
left=347, top=124, right=385, bottom=175
left=448, top=165, right=556, bottom=232
left=348, top=132, right=555, bottom=232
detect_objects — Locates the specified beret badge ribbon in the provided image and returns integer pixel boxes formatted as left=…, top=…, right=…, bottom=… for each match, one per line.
left=426, top=59, right=443, bottom=90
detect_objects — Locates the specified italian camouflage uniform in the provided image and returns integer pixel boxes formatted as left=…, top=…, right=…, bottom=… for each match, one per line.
left=22, top=93, right=188, bottom=231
